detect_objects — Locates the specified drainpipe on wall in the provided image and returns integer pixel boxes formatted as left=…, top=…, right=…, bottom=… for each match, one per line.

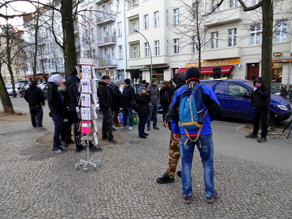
left=287, top=62, right=291, bottom=91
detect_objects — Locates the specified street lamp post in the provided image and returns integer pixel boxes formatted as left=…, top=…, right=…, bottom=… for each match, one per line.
left=134, top=30, right=152, bottom=82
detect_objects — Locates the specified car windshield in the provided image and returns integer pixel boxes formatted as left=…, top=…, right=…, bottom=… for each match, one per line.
left=271, top=83, right=281, bottom=90
left=243, top=81, right=254, bottom=88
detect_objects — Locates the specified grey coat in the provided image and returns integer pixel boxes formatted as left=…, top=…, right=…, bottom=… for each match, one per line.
left=147, top=84, right=160, bottom=104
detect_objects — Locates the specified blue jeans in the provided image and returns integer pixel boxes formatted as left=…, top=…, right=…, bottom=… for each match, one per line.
left=147, top=104, right=158, bottom=128
left=52, top=113, right=63, bottom=148
left=138, top=116, right=147, bottom=137
left=29, top=105, right=43, bottom=127
left=180, top=134, right=215, bottom=198
left=122, top=106, right=133, bottom=127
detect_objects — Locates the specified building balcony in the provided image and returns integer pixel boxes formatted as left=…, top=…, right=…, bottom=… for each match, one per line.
left=97, top=35, right=116, bottom=47
left=95, top=0, right=110, bottom=5
left=96, top=10, right=115, bottom=26
left=98, top=56, right=118, bottom=68
left=204, top=7, right=244, bottom=27
left=201, top=47, right=241, bottom=60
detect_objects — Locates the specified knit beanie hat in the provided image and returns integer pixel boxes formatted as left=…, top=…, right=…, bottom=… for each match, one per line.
left=173, top=72, right=186, bottom=85
left=185, top=67, right=201, bottom=80
left=151, top=78, right=158, bottom=84
left=124, top=78, right=131, bottom=85
left=137, top=86, right=145, bottom=93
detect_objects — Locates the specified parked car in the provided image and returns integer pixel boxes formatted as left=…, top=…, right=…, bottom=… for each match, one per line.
left=271, top=82, right=287, bottom=98
left=6, top=85, right=19, bottom=96
left=201, top=79, right=292, bottom=122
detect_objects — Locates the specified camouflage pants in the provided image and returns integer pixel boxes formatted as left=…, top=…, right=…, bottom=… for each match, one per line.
left=166, top=131, right=181, bottom=178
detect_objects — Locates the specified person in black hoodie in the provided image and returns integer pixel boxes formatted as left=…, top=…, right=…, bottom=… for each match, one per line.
left=67, top=68, right=101, bottom=153
left=59, top=82, right=71, bottom=147
left=47, top=74, right=66, bottom=153
left=135, top=87, right=150, bottom=138
left=156, top=73, right=186, bottom=184
left=112, top=80, right=122, bottom=126
left=24, top=80, right=45, bottom=128
left=160, top=81, right=173, bottom=121
left=97, top=75, right=116, bottom=142
left=246, top=77, right=270, bottom=143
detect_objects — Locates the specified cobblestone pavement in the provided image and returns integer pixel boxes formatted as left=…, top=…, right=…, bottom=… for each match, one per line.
left=0, top=98, right=292, bottom=218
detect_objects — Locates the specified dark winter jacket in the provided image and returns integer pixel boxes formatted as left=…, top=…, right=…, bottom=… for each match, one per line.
left=160, top=87, right=172, bottom=105
left=59, top=89, right=70, bottom=119
left=122, top=85, right=135, bottom=107
left=66, top=75, right=80, bottom=111
left=107, top=85, right=114, bottom=107
left=147, top=84, right=160, bottom=104
left=24, top=85, right=45, bottom=106
left=97, top=81, right=112, bottom=110
left=251, top=77, right=270, bottom=111
left=112, top=85, right=122, bottom=111
left=47, top=82, right=64, bottom=114
left=135, top=93, right=150, bottom=117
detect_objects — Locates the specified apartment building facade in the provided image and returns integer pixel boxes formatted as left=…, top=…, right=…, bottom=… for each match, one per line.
left=22, top=7, right=65, bottom=83
left=79, top=0, right=127, bottom=81
left=124, top=0, right=292, bottom=87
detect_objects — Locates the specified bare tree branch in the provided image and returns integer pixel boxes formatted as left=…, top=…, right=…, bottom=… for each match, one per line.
left=238, top=0, right=262, bottom=11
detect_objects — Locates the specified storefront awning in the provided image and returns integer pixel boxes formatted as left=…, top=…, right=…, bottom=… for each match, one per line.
left=177, top=65, right=234, bottom=74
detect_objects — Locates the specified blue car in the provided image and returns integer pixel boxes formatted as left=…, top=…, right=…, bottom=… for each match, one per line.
left=201, top=79, right=292, bottom=122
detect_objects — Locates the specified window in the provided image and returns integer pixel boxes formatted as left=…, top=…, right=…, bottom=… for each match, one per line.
left=92, top=49, right=96, bottom=59
left=154, top=11, right=159, bottom=27
left=166, top=10, right=169, bottom=26
left=50, top=43, right=53, bottom=52
left=111, top=47, right=115, bottom=58
left=117, top=0, right=120, bottom=12
left=132, top=21, right=138, bottom=32
left=228, top=83, right=248, bottom=97
left=212, top=0, right=220, bottom=11
left=133, top=0, right=138, bottom=7
left=15, top=59, right=18, bottom=65
left=166, top=40, right=169, bottom=55
left=275, top=20, right=287, bottom=42
left=85, top=30, right=89, bottom=41
left=154, top=40, right=160, bottom=56
left=86, top=51, right=90, bottom=58
left=119, top=45, right=123, bottom=59
left=46, top=29, right=48, bottom=37
left=48, top=59, right=51, bottom=69
left=230, top=0, right=238, bottom=8
left=103, top=26, right=109, bottom=37
left=133, top=46, right=138, bottom=58
left=46, top=44, right=49, bottom=53
left=16, top=69, right=19, bottom=75
left=211, top=32, right=218, bottom=49
left=145, top=43, right=150, bottom=57
left=192, top=3, right=198, bottom=20
left=174, top=38, right=179, bottom=54
left=91, top=28, right=94, bottom=42
left=174, top=9, right=179, bottom=25
left=228, top=28, right=237, bottom=47
left=250, top=24, right=260, bottom=45
left=193, top=36, right=198, bottom=52
left=83, top=10, right=86, bottom=19
left=118, top=22, right=122, bottom=37
left=144, top=14, right=149, bottom=30
left=89, top=7, right=93, bottom=19
left=252, top=0, right=261, bottom=5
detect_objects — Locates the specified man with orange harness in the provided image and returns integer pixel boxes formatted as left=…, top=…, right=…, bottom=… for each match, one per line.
left=170, top=67, right=222, bottom=204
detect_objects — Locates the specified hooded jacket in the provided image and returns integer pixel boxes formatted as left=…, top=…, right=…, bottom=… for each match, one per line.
left=112, top=85, right=122, bottom=111
left=47, top=78, right=63, bottom=114
left=170, top=82, right=222, bottom=136
left=121, top=85, right=135, bottom=107
left=97, top=81, right=112, bottom=110
left=24, top=85, right=45, bottom=106
left=66, top=75, right=80, bottom=111
left=147, top=84, right=160, bottom=104
left=160, top=87, right=172, bottom=104
left=135, top=93, right=150, bottom=117
left=251, top=77, right=270, bottom=111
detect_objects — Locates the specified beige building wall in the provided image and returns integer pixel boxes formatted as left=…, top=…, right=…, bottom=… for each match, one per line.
left=124, top=0, right=292, bottom=86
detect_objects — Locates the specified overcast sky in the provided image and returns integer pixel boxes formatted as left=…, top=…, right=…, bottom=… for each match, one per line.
left=0, top=0, right=48, bottom=28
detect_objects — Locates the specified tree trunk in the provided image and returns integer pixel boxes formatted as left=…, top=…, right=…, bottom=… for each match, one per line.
left=261, top=0, right=273, bottom=110
left=0, top=63, right=15, bottom=114
left=60, top=0, right=77, bottom=79
left=5, top=26, right=16, bottom=97
left=261, top=0, right=273, bottom=90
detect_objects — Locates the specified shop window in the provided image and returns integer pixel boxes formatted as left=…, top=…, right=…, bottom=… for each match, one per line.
left=272, top=63, right=283, bottom=83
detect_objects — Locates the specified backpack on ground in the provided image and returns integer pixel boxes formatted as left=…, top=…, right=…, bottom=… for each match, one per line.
left=179, top=82, right=208, bottom=146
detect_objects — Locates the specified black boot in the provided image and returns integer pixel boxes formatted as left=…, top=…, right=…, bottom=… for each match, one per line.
left=156, top=173, right=175, bottom=184
left=176, top=171, right=181, bottom=178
